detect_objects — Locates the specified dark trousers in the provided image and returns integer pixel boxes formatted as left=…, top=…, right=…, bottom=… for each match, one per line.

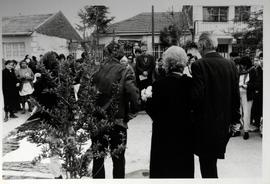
left=92, top=125, right=127, bottom=178
left=199, top=156, right=218, bottom=178
left=251, top=92, right=263, bottom=127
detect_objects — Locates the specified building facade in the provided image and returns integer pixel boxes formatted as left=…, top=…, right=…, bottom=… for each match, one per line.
left=99, top=12, right=191, bottom=59
left=183, top=4, right=263, bottom=58
left=2, top=11, right=81, bottom=61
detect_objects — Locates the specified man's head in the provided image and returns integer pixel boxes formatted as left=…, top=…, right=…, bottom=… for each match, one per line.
left=5, top=60, right=16, bottom=70
left=141, top=46, right=147, bottom=56
left=105, top=41, right=124, bottom=60
left=134, top=48, right=142, bottom=57
left=229, top=52, right=239, bottom=61
left=198, top=32, right=218, bottom=56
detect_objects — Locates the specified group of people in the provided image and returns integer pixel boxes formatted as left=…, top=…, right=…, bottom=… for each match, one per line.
left=2, top=57, right=36, bottom=122
left=2, top=52, right=77, bottom=122
left=93, top=32, right=263, bottom=179
left=2, top=31, right=263, bottom=179
left=229, top=51, right=263, bottom=139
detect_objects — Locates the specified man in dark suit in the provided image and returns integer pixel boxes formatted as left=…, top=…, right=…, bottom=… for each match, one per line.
left=135, top=46, right=156, bottom=91
left=92, top=41, right=140, bottom=178
left=191, top=32, right=241, bottom=178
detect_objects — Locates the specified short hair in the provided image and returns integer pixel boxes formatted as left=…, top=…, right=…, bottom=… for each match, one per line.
left=141, top=45, right=147, bottom=51
left=230, top=52, right=239, bottom=57
left=81, top=52, right=88, bottom=59
left=67, top=54, right=74, bottom=60
left=240, top=56, right=252, bottom=69
left=105, top=41, right=120, bottom=54
left=162, top=46, right=188, bottom=73
left=198, top=32, right=218, bottom=51
left=135, top=48, right=142, bottom=54
left=259, top=52, right=263, bottom=58
left=187, top=53, right=192, bottom=58
left=59, top=54, right=66, bottom=60
left=5, top=60, right=15, bottom=65
left=20, top=60, right=28, bottom=67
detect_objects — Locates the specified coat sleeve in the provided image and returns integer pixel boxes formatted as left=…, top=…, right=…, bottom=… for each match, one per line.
left=191, top=62, right=205, bottom=108
left=124, top=67, right=141, bottom=111
left=135, top=57, right=144, bottom=75
left=147, top=56, right=156, bottom=74
left=231, top=63, right=241, bottom=125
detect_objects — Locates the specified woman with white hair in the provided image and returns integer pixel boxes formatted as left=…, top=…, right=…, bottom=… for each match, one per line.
left=145, top=46, right=194, bottom=178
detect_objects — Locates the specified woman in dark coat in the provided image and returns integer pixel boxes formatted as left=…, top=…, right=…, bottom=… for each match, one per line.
left=145, top=46, right=194, bottom=178
left=2, top=60, right=19, bottom=121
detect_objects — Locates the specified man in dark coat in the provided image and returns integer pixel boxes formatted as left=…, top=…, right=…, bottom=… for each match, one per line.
left=2, top=60, right=19, bottom=121
left=135, top=46, right=156, bottom=91
left=191, top=32, right=241, bottom=178
left=91, top=41, right=140, bottom=178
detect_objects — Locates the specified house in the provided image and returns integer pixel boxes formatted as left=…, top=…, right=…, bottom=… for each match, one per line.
left=99, top=12, right=191, bottom=59
left=2, top=11, right=82, bottom=61
left=182, top=4, right=263, bottom=58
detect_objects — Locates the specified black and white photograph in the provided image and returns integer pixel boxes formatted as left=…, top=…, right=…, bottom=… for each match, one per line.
left=0, top=0, right=269, bottom=183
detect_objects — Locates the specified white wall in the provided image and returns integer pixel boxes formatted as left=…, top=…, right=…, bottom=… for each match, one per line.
left=31, top=32, right=69, bottom=57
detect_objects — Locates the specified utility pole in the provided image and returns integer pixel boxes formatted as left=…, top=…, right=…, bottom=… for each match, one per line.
left=152, top=5, right=155, bottom=55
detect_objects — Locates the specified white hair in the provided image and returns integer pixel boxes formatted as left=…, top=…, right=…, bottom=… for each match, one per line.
left=198, top=32, right=218, bottom=51
left=162, top=46, right=188, bottom=73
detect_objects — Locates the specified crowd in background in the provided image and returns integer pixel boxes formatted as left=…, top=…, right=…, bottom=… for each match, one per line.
left=2, top=42, right=263, bottom=136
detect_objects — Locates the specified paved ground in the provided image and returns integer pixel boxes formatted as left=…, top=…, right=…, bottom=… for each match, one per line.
left=2, top=111, right=263, bottom=180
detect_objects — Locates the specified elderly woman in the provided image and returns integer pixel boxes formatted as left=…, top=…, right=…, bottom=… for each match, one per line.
left=145, top=46, right=194, bottom=178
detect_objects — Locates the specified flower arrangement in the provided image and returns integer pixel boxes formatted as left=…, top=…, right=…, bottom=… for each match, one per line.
left=141, top=86, right=152, bottom=102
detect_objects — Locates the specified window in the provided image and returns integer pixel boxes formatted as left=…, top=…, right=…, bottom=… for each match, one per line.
left=217, top=44, right=229, bottom=58
left=235, top=6, right=250, bottom=22
left=3, top=42, right=26, bottom=59
left=203, top=7, right=228, bottom=22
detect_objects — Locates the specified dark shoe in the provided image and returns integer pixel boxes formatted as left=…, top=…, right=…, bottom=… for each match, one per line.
left=9, top=114, right=18, bottom=118
left=54, top=175, right=63, bottom=179
left=231, top=131, right=241, bottom=137
left=21, top=110, right=26, bottom=114
left=4, top=117, right=8, bottom=122
left=243, top=132, right=249, bottom=140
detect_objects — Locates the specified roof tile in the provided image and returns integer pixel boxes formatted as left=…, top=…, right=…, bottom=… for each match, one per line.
left=107, top=12, right=190, bottom=34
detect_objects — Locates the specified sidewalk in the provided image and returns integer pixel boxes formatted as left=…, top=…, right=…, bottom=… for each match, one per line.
left=2, top=112, right=262, bottom=179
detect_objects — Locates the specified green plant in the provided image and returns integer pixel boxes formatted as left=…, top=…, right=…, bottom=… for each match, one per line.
left=16, top=53, right=123, bottom=178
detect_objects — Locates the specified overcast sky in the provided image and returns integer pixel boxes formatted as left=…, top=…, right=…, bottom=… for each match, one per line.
left=0, top=0, right=264, bottom=28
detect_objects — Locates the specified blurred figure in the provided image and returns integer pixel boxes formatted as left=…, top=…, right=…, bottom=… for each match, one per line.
left=186, top=42, right=201, bottom=60
left=153, top=57, right=166, bottom=81
left=58, top=54, right=66, bottom=63
left=16, top=60, right=35, bottom=114
left=184, top=54, right=197, bottom=77
left=146, top=46, right=194, bottom=178
left=238, top=56, right=257, bottom=140
left=229, top=52, right=242, bottom=137
left=2, top=60, right=19, bottom=121
left=251, top=54, right=263, bottom=133
left=134, top=48, right=142, bottom=64
left=135, top=46, right=155, bottom=111
left=76, top=52, right=88, bottom=64
left=39, top=54, right=43, bottom=61
left=28, top=56, right=38, bottom=74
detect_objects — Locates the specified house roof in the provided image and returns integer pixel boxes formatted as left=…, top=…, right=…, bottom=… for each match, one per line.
left=2, top=11, right=81, bottom=41
left=106, top=12, right=190, bottom=34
